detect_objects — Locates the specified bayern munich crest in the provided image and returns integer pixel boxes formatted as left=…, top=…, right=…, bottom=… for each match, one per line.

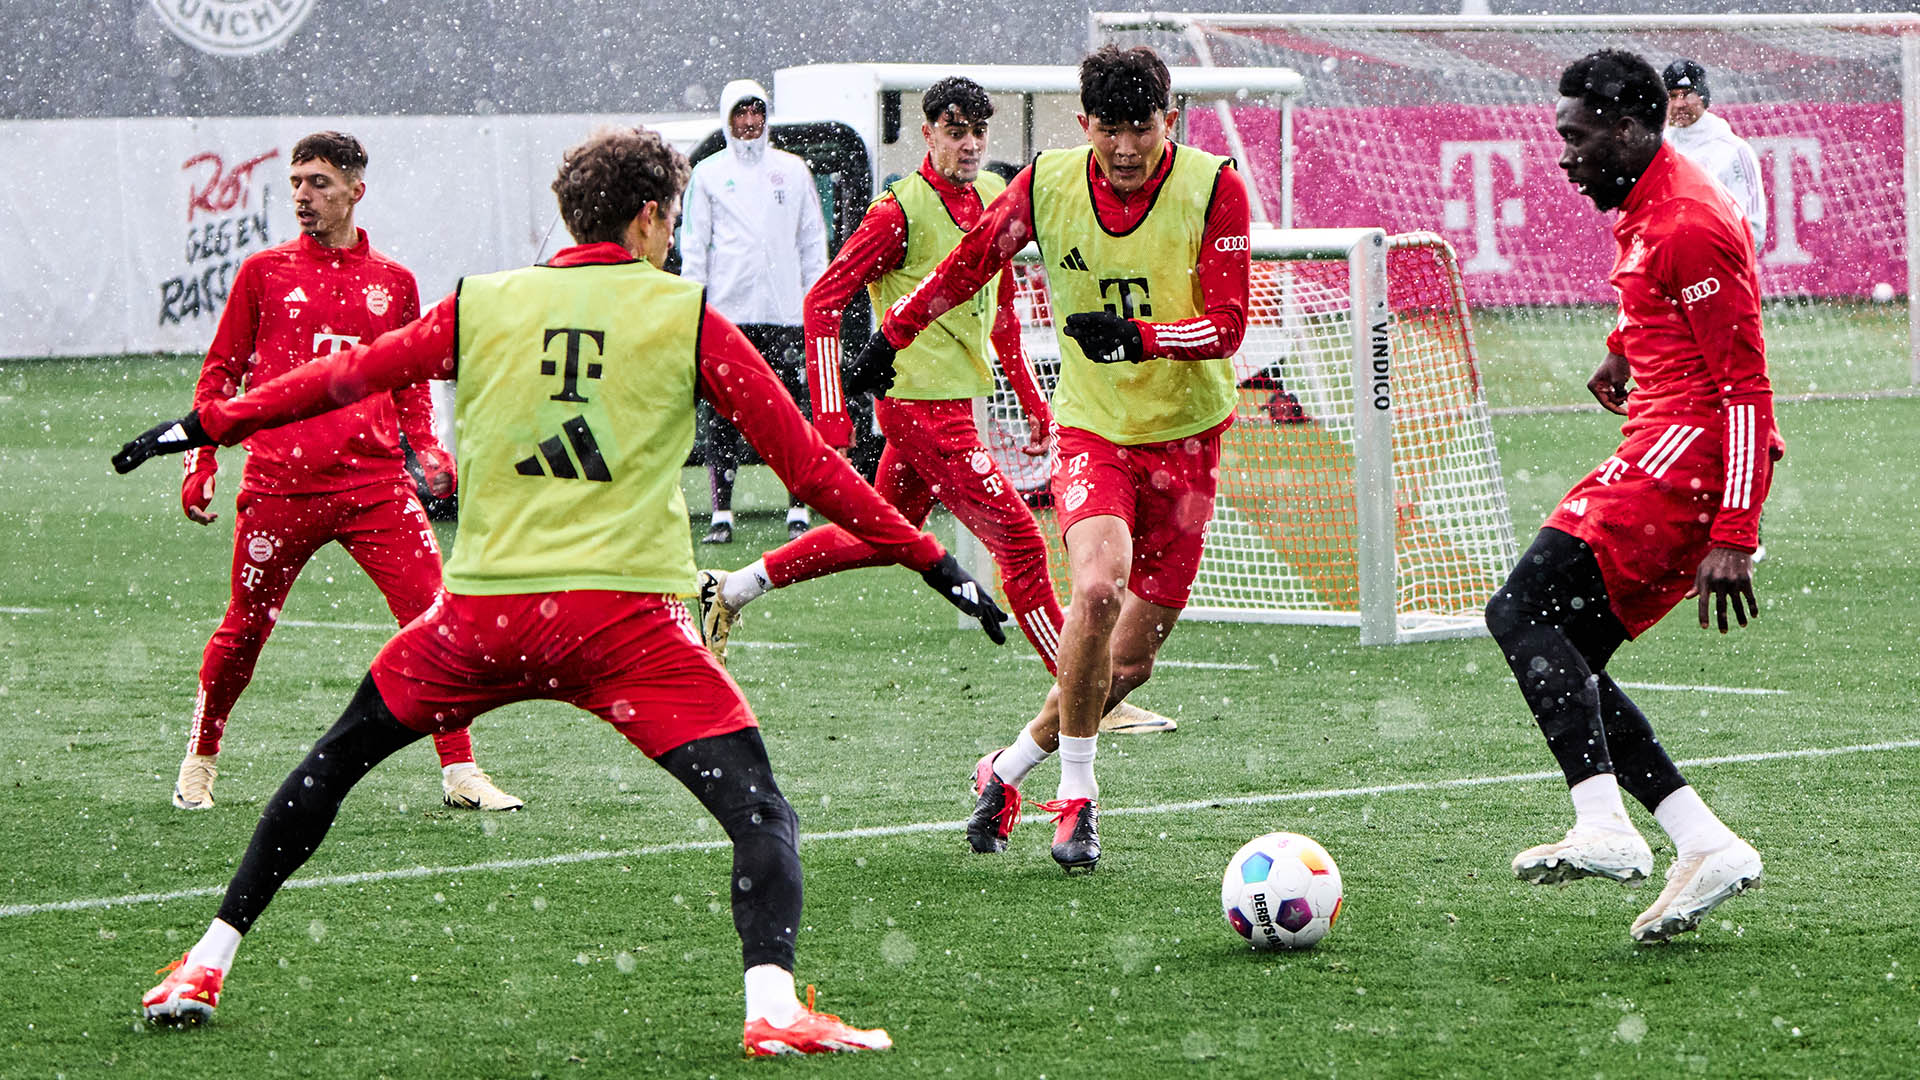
left=246, top=534, right=276, bottom=563
left=148, top=0, right=317, bottom=57
left=364, top=285, right=392, bottom=316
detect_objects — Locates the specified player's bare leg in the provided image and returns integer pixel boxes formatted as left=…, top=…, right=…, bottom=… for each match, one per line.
left=969, top=560, right=1178, bottom=858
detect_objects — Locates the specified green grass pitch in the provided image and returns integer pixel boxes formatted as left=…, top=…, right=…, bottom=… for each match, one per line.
left=0, top=354, right=1916, bottom=1078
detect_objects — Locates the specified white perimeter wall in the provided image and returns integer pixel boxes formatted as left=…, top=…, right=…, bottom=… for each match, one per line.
left=1, top=114, right=691, bottom=359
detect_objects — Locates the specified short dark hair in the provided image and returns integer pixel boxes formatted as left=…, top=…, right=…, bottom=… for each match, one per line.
left=922, top=76, right=994, bottom=124
left=290, top=131, right=368, bottom=181
left=550, top=126, right=691, bottom=246
left=1559, top=49, right=1666, bottom=134
left=1080, top=45, right=1172, bottom=123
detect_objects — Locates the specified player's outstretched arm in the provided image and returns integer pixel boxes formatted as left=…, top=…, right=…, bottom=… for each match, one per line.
left=700, top=307, right=1008, bottom=645
left=114, top=299, right=458, bottom=474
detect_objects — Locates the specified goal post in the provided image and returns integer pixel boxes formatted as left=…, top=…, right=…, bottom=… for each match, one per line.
left=1091, top=12, right=1920, bottom=396
left=965, top=227, right=1519, bottom=645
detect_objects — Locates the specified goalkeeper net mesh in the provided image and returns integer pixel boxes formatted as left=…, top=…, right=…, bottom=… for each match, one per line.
left=985, top=232, right=1518, bottom=639
left=1095, top=14, right=1918, bottom=399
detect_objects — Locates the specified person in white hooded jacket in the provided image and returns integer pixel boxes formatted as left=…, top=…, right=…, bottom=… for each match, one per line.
left=682, top=79, right=830, bottom=543
left=1662, top=59, right=1767, bottom=252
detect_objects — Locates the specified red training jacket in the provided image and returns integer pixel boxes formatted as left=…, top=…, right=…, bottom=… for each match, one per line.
left=193, top=229, right=442, bottom=495
left=197, top=242, right=945, bottom=573
left=1606, top=142, right=1784, bottom=551
left=804, top=155, right=1050, bottom=447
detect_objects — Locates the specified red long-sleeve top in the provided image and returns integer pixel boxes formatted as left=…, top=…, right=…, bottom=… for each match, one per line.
left=804, top=155, right=1050, bottom=447
left=880, top=144, right=1251, bottom=362
left=197, top=242, right=945, bottom=571
left=193, top=229, right=442, bottom=494
left=1606, top=143, right=1783, bottom=551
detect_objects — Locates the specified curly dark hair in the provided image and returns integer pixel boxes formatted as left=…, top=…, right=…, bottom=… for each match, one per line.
left=550, top=126, right=691, bottom=246
left=922, top=76, right=994, bottom=124
left=1559, top=49, right=1666, bottom=134
left=1080, top=45, right=1172, bottom=123
left=290, top=131, right=368, bottom=181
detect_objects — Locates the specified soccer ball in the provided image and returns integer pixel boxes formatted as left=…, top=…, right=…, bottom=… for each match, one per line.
left=1220, top=832, right=1344, bottom=950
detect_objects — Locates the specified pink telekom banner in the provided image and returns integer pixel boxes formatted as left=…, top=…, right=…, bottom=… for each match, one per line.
left=1189, top=103, right=1905, bottom=305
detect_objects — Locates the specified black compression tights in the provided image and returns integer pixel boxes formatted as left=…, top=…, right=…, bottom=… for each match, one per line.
left=216, top=675, right=425, bottom=933
left=214, top=679, right=803, bottom=973
left=1484, top=528, right=1688, bottom=811
left=656, top=729, right=803, bottom=973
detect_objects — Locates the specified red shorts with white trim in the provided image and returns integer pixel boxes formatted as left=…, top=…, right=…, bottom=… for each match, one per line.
left=1049, top=422, right=1226, bottom=610
left=369, top=590, right=754, bottom=759
left=1542, top=420, right=1724, bottom=638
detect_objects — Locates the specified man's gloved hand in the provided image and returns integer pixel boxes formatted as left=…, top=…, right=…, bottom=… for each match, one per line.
left=919, top=553, right=1009, bottom=645
left=114, top=411, right=213, bottom=475
left=415, top=445, right=457, bottom=499
left=844, top=332, right=898, bottom=399
left=1063, top=312, right=1145, bottom=364
left=181, top=447, right=219, bottom=524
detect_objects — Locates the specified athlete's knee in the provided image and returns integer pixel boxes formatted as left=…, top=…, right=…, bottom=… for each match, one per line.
left=1069, top=576, right=1127, bottom=626
left=1484, top=587, right=1522, bottom=645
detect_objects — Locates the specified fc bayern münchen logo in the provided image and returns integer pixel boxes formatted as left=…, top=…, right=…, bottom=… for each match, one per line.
left=148, top=0, right=317, bottom=57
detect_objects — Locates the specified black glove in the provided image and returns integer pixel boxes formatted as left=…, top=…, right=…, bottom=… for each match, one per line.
left=1063, top=311, right=1145, bottom=364
left=843, top=332, right=898, bottom=399
left=919, top=553, right=1009, bottom=646
left=113, top=410, right=213, bottom=475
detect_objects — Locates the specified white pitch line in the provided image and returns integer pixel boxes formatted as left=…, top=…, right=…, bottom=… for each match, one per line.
left=0, top=606, right=50, bottom=614
left=1617, top=681, right=1785, bottom=696
left=1016, top=654, right=1257, bottom=671
left=7, top=737, right=1916, bottom=921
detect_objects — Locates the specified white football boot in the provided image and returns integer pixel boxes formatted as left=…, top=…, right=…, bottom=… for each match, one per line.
left=172, top=753, right=218, bottom=810
left=1512, top=824, right=1653, bottom=885
left=1631, top=837, right=1762, bottom=943
left=693, top=569, right=737, bottom=665
left=442, top=766, right=525, bottom=811
left=1098, top=700, right=1178, bottom=734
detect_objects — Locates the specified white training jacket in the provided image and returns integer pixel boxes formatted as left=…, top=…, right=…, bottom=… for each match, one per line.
left=680, top=79, right=828, bottom=327
left=1666, top=110, right=1768, bottom=251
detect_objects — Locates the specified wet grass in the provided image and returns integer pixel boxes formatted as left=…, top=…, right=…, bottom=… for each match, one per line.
left=0, top=357, right=1915, bottom=1078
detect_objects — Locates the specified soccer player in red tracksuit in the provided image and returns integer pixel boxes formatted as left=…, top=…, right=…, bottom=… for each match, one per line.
left=693, top=77, right=1177, bottom=740
left=851, top=47, right=1253, bottom=870
left=126, top=125, right=1006, bottom=1054
left=1489, top=50, right=1780, bottom=943
left=170, top=132, right=521, bottom=814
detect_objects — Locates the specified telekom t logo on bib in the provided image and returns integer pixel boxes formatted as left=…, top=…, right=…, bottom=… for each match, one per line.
left=1439, top=141, right=1526, bottom=273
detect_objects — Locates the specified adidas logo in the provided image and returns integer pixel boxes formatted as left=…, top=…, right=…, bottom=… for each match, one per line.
left=514, top=417, right=613, bottom=482
left=1058, top=247, right=1089, bottom=272
left=283, top=286, right=309, bottom=303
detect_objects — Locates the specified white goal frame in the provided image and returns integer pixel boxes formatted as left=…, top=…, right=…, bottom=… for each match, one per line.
left=959, top=227, right=1516, bottom=645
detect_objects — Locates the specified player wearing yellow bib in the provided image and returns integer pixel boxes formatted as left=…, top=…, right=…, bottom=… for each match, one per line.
left=863, top=46, right=1255, bottom=870
left=118, top=125, right=1008, bottom=1053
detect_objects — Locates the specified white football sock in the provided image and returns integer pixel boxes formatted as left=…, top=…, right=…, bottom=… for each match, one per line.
left=1653, top=786, right=1739, bottom=858
left=1056, top=734, right=1099, bottom=801
left=786, top=507, right=810, bottom=526
left=720, top=560, right=772, bottom=611
left=185, top=918, right=241, bottom=974
left=744, top=963, right=801, bottom=1026
left=710, top=510, right=735, bottom=526
left=1569, top=773, right=1634, bottom=832
left=992, top=731, right=1051, bottom=787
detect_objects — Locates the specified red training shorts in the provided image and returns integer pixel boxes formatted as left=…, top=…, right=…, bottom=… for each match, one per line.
left=1542, top=419, right=1726, bottom=638
left=1048, top=422, right=1225, bottom=610
left=369, top=590, right=754, bottom=758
